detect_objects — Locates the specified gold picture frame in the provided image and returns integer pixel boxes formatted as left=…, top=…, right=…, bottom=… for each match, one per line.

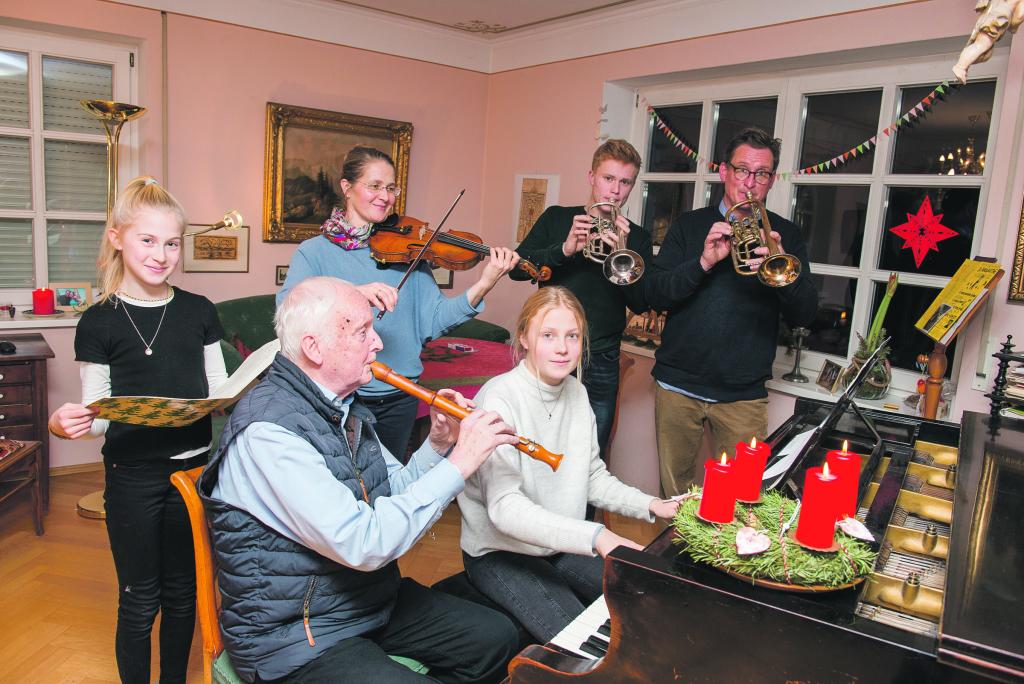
left=1009, top=200, right=1024, bottom=302
left=816, top=359, right=843, bottom=393
left=262, top=102, right=413, bottom=243
left=50, top=281, right=92, bottom=312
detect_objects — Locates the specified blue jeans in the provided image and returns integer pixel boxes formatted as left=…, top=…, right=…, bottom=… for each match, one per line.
left=581, top=348, right=621, bottom=463
left=104, top=453, right=207, bottom=684
left=463, top=550, right=604, bottom=643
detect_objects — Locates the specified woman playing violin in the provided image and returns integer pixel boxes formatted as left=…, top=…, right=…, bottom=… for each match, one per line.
left=278, top=146, right=519, bottom=459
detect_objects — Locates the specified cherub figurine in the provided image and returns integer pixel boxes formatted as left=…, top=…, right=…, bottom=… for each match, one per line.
left=953, top=0, right=1024, bottom=83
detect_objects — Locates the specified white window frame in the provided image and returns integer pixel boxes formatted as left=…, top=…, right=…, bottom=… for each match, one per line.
left=628, top=50, right=1007, bottom=395
left=0, top=25, right=137, bottom=301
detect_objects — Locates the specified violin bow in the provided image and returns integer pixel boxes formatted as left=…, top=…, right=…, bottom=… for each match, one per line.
left=377, top=189, right=465, bottom=320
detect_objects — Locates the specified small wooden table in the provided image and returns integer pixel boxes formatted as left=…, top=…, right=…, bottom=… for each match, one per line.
left=0, top=440, right=44, bottom=535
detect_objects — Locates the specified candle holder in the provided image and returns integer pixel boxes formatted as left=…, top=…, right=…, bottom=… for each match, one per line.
left=79, top=100, right=147, bottom=217
left=782, top=326, right=810, bottom=383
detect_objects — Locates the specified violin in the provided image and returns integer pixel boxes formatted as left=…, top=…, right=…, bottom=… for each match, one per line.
left=369, top=214, right=551, bottom=283
left=370, top=361, right=562, bottom=471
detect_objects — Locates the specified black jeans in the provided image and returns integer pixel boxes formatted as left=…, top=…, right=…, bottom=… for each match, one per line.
left=580, top=348, right=621, bottom=464
left=275, top=578, right=519, bottom=684
left=104, top=453, right=206, bottom=684
left=358, top=390, right=421, bottom=462
left=463, top=550, right=604, bottom=643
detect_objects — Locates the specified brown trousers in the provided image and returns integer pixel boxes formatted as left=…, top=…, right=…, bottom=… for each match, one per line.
left=655, top=385, right=768, bottom=497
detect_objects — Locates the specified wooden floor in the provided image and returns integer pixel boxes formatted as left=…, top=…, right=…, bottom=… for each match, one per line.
left=0, top=470, right=665, bottom=683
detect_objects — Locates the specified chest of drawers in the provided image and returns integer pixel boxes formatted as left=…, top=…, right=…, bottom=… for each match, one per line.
left=0, top=334, right=55, bottom=509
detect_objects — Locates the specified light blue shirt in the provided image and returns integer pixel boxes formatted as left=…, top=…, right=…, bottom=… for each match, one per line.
left=212, top=379, right=465, bottom=571
left=277, top=236, right=483, bottom=396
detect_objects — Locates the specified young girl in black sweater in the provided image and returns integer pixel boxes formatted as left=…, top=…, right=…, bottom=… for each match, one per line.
left=48, top=177, right=227, bottom=684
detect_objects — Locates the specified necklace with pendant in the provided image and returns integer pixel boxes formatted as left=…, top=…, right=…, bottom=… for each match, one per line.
left=534, top=371, right=566, bottom=420
left=117, top=292, right=170, bottom=356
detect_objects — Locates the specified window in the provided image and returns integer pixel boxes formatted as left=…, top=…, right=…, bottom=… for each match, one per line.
left=633, top=55, right=1005, bottom=393
left=0, top=27, right=134, bottom=296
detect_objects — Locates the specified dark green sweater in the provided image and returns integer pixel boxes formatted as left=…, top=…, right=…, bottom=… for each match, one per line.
left=512, top=205, right=652, bottom=352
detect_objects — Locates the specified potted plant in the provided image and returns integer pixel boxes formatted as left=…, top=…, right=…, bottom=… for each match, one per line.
left=841, top=273, right=898, bottom=400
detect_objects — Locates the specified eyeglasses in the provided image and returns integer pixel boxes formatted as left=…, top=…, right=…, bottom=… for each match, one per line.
left=727, top=163, right=773, bottom=185
left=358, top=181, right=402, bottom=197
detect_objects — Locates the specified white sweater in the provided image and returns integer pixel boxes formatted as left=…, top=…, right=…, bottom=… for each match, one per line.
left=459, top=361, right=656, bottom=558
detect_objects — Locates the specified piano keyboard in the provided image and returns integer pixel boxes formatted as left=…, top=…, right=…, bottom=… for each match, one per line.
left=548, top=595, right=610, bottom=660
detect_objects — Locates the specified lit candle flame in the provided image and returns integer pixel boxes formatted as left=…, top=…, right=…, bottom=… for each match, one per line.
left=750, top=436, right=757, bottom=448
left=720, top=452, right=728, bottom=465
left=842, top=439, right=849, bottom=452
left=823, top=461, right=831, bottom=478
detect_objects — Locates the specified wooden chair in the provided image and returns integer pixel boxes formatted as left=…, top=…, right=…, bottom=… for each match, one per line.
left=170, top=466, right=429, bottom=683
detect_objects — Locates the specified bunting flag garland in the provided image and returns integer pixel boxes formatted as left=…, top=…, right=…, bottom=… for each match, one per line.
left=643, top=80, right=961, bottom=179
left=888, top=196, right=957, bottom=269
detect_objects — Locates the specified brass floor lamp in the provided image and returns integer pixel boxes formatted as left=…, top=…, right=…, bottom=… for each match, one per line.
left=76, top=100, right=147, bottom=519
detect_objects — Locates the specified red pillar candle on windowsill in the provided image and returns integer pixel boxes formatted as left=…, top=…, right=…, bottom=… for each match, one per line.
left=826, top=440, right=862, bottom=520
left=697, top=452, right=738, bottom=524
left=32, top=288, right=55, bottom=315
left=734, top=436, right=771, bottom=503
left=794, top=462, right=842, bottom=550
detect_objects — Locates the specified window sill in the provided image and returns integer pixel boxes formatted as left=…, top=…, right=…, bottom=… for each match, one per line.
left=0, top=314, right=81, bottom=330
left=621, top=341, right=656, bottom=359
left=767, top=367, right=915, bottom=417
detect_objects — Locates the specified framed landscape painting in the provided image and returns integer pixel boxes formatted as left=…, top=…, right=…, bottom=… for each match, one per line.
left=263, top=102, right=413, bottom=243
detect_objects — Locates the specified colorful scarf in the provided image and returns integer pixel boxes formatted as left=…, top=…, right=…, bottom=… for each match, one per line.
left=320, top=208, right=373, bottom=250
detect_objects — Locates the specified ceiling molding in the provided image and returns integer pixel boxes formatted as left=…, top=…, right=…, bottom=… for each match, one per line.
left=111, top=0, right=920, bottom=73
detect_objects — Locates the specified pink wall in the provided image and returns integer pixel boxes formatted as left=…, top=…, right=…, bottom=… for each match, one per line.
left=4, top=0, right=1022, bottom=476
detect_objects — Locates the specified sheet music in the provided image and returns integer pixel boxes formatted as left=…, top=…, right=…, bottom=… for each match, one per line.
left=763, top=428, right=814, bottom=490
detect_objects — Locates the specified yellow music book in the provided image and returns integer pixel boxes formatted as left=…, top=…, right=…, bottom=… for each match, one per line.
left=915, top=259, right=1003, bottom=345
left=89, top=339, right=280, bottom=428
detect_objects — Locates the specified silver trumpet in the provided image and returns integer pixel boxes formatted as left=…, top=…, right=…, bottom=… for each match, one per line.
left=583, top=201, right=645, bottom=286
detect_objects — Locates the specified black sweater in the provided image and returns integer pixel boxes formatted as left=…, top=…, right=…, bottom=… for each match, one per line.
left=512, top=205, right=652, bottom=352
left=644, top=205, right=818, bottom=402
left=75, top=288, right=225, bottom=462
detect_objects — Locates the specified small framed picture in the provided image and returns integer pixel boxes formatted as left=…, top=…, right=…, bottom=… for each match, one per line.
left=275, top=265, right=289, bottom=286
left=513, top=173, right=560, bottom=244
left=50, top=282, right=93, bottom=312
left=184, top=225, right=250, bottom=273
left=433, top=266, right=453, bottom=290
left=816, top=359, right=843, bottom=393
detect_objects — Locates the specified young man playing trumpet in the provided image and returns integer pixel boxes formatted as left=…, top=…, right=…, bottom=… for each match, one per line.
left=511, top=139, right=653, bottom=465
left=643, top=127, right=818, bottom=497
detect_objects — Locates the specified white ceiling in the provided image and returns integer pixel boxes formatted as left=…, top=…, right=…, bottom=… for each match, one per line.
left=330, top=0, right=636, bottom=34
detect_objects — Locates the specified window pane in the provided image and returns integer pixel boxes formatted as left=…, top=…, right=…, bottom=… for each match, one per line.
left=879, top=187, right=976, bottom=277
left=792, top=185, right=868, bottom=267
left=801, top=274, right=855, bottom=357
left=711, top=98, right=777, bottom=165
left=891, top=80, right=995, bottom=175
left=706, top=182, right=724, bottom=209
left=0, top=218, right=33, bottom=288
left=44, top=139, right=107, bottom=212
left=799, top=90, right=881, bottom=174
left=642, top=182, right=694, bottom=246
left=0, top=135, right=32, bottom=210
left=47, top=220, right=103, bottom=284
left=870, top=281, right=955, bottom=377
left=42, top=56, right=113, bottom=134
left=648, top=104, right=702, bottom=173
left=0, top=50, right=29, bottom=128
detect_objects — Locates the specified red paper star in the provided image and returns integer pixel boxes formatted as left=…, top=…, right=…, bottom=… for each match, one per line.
left=888, top=196, right=957, bottom=269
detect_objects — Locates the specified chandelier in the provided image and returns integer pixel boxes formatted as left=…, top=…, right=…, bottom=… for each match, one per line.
left=936, top=114, right=986, bottom=175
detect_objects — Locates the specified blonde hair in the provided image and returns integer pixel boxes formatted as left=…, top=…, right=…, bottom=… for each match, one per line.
left=511, top=286, right=590, bottom=377
left=96, top=176, right=187, bottom=303
left=591, top=138, right=642, bottom=172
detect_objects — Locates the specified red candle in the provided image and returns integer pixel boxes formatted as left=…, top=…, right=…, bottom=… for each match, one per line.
left=734, top=436, right=771, bottom=503
left=826, top=440, right=862, bottom=520
left=698, top=452, right=738, bottom=524
left=795, top=462, right=842, bottom=550
left=32, top=288, right=54, bottom=315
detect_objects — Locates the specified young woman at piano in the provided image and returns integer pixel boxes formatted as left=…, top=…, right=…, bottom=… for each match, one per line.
left=458, top=286, right=680, bottom=642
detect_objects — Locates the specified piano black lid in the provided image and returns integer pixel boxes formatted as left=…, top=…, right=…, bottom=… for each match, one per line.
left=940, top=411, right=1024, bottom=681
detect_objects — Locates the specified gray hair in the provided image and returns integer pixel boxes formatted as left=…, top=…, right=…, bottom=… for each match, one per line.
left=274, top=276, right=353, bottom=361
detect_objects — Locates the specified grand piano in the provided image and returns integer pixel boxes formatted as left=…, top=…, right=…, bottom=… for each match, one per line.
left=506, top=399, right=1024, bottom=682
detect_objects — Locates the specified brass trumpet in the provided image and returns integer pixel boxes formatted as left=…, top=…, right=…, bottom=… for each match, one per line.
left=727, top=192, right=800, bottom=287
left=583, top=201, right=645, bottom=286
